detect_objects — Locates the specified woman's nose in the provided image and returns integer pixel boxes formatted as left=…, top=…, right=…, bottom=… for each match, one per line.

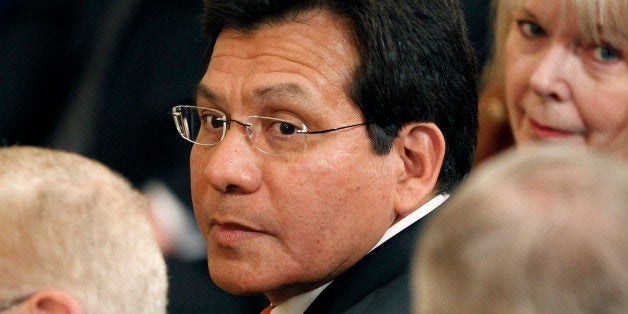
left=529, top=44, right=573, bottom=103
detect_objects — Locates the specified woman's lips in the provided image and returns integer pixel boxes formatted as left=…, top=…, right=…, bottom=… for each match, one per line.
left=528, top=119, right=576, bottom=139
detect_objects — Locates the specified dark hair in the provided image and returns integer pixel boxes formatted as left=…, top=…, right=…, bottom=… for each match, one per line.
left=201, top=0, right=478, bottom=192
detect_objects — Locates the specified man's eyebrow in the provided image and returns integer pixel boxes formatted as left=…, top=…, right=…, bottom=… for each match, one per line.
left=253, top=83, right=314, bottom=106
left=195, top=84, right=219, bottom=103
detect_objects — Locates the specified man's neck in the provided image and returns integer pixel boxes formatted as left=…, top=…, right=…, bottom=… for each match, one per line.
left=269, top=193, right=449, bottom=313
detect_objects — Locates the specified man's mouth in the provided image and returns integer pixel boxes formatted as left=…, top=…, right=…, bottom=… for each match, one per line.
left=209, top=221, right=264, bottom=245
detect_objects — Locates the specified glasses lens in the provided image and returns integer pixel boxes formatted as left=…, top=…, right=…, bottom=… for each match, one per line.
left=247, top=116, right=306, bottom=156
left=173, top=106, right=225, bottom=145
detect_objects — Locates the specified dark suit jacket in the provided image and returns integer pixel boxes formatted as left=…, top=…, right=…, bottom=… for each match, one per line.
left=305, top=213, right=433, bottom=313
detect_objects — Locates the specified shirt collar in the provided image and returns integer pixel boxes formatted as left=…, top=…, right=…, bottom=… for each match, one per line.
left=271, top=282, right=331, bottom=314
left=369, top=193, right=448, bottom=253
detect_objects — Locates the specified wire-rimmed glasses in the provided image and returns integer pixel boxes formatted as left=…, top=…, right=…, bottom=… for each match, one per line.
left=171, top=105, right=369, bottom=156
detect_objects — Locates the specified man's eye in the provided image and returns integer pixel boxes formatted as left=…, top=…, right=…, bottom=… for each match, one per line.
left=278, top=121, right=298, bottom=135
left=517, top=20, right=545, bottom=38
left=592, top=45, right=621, bottom=62
left=201, top=114, right=224, bottom=128
left=211, top=117, right=225, bottom=128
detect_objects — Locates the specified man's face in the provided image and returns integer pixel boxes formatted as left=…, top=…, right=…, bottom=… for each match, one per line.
left=190, top=11, right=400, bottom=303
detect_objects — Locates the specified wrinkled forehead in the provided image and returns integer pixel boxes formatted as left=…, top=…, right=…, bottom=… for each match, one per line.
left=509, top=0, right=628, bottom=46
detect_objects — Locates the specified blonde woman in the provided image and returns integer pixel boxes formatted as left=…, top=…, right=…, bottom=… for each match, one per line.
left=480, top=0, right=627, bottom=158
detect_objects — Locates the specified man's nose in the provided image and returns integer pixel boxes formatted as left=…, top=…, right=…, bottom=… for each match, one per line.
left=201, top=124, right=262, bottom=194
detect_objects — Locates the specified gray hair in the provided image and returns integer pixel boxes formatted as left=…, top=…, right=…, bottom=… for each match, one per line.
left=0, top=146, right=167, bottom=313
left=413, top=145, right=628, bottom=313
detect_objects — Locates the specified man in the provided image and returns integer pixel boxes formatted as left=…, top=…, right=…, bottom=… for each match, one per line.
left=413, top=145, right=628, bottom=313
left=172, top=0, right=477, bottom=312
left=0, top=146, right=167, bottom=313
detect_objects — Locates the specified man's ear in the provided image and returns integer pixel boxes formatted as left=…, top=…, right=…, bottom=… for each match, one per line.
left=21, top=290, right=83, bottom=314
left=393, top=122, right=445, bottom=216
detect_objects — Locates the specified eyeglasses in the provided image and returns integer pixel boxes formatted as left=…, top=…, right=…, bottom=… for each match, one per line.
left=171, top=105, right=369, bottom=156
left=0, top=294, right=32, bottom=312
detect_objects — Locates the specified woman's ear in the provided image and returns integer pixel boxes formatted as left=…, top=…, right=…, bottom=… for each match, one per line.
left=393, top=122, right=445, bottom=216
left=21, top=290, right=83, bottom=314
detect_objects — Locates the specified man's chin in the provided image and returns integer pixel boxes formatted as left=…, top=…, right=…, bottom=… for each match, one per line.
left=210, top=275, right=275, bottom=296
left=207, top=261, right=271, bottom=295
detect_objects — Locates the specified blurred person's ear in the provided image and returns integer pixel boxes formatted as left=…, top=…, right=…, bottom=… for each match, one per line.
left=20, top=290, right=83, bottom=314
left=392, top=122, right=445, bottom=216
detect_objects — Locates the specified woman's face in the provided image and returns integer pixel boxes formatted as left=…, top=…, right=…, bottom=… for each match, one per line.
left=503, top=0, right=628, bottom=157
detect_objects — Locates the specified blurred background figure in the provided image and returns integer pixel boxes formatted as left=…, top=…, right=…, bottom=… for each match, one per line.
left=0, top=0, right=86, bottom=147
left=459, top=0, right=515, bottom=165
left=412, top=145, right=628, bottom=313
left=477, top=0, right=628, bottom=163
left=472, top=0, right=514, bottom=164
left=1, top=0, right=267, bottom=312
left=460, top=0, right=491, bottom=68
left=0, top=146, right=167, bottom=313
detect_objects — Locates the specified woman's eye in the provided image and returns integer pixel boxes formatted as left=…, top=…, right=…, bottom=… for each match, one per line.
left=592, top=45, right=621, bottom=62
left=517, top=20, right=545, bottom=38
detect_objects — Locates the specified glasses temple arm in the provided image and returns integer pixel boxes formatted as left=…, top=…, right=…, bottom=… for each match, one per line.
left=301, top=122, right=370, bottom=134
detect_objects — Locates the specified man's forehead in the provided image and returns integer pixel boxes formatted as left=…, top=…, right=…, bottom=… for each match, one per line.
left=196, top=82, right=314, bottom=105
left=253, top=83, right=313, bottom=103
left=201, top=10, right=358, bottom=113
